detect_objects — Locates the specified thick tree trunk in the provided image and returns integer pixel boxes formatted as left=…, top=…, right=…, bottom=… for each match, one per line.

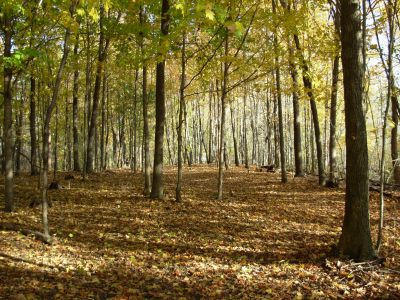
left=288, top=43, right=304, bottom=177
left=3, top=11, right=14, bottom=212
left=30, top=77, right=39, bottom=175
left=338, top=0, right=375, bottom=261
left=151, top=0, right=170, bottom=199
left=388, top=1, right=400, bottom=183
left=391, top=93, right=400, bottom=182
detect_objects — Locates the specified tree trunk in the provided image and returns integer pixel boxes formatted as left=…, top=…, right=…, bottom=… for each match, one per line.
left=273, top=0, right=287, bottom=183
left=132, top=69, right=138, bottom=173
left=140, top=6, right=151, bottom=195
left=41, top=14, right=74, bottom=242
left=87, top=2, right=107, bottom=173
left=279, top=0, right=325, bottom=184
left=337, top=0, right=375, bottom=261
left=176, top=32, right=186, bottom=202
left=83, top=16, right=91, bottom=178
left=230, top=102, right=240, bottom=166
left=329, top=7, right=340, bottom=182
left=329, top=56, right=339, bottom=182
left=3, top=11, right=14, bottom=212
left=100, top=66, right=107, bottom=170
left=243, top=89, right=249, bottom=169
left=388, top=1, right=400, bottom=183
left=217, top=34, right=229, bottom=200
left=273, top=95, right=280, bottom=168
left=288, top=42, right=304, bottom=177
left=294, top=36, right=325, bottom=184
left=72, top=35, right=81, bottom=172
left=30, top=77, right=39, bottom=175
left=151, top=0, right=170, bottom=199
left=391, top=95, right=399, bottom=182
left=64, top=79, right=71, bottom=171
left=53, top=104, right=59, bottom=180
left=15, top=90, right=24, bottom=177
left=208, top=84, right=213, bottom=163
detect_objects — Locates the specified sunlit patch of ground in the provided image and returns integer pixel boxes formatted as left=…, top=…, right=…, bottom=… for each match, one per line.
left=0, top=165, right=399, bottom=299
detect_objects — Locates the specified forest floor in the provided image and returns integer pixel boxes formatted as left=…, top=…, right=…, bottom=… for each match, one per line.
left=0, top=165, right=399, bottom=299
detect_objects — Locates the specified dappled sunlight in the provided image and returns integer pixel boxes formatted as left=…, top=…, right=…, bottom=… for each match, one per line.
left=0, top=167, right=399, bottom=298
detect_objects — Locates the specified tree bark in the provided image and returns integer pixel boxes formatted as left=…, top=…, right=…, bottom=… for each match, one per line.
left=388, top=1, right=400, bottom=183
left=87, top=2, right=107, bottom=173
left=53, top=104, right=59, bottom=180
left=217, top=34, right=229, bottom=200
left=100, top=68, right=107, bottom=170
left=243, top=89, right=249, bottom=169
left=230, top=102, right=240, bottom=166
left=140, top=6, right=151, bottom=195
left=329, top=57, right=339, bottom=182
left=288, top=42, right=304, bottom=177
left=132, top=69, right=138, bottom=173
left=338, top=0, right=375, bottom=261
left=176, top=31, right=186, bottom=202
left=30, top=77, right=39, bottom=175
left=208, top=83, right=213, bottom=163
left=72, top=34, right=81, bottom=171
left=3, top=10, right=14, bottom=212
left=15, top=89, right=25, bottom=176
left=273, top=0, right=287, bottom=183
left=329, top=6, right=340, bottom=182
left=151, top=0, right=170, bottom=199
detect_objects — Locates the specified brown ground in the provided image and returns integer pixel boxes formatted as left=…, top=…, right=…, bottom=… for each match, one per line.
left=0, top=165, right=399, bottom=299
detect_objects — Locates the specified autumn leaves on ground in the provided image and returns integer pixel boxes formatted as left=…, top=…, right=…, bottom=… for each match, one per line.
left=0, top=166, right=399, bottom=299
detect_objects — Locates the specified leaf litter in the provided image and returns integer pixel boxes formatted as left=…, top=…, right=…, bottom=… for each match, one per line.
left=0, top=165, right=399, bottom=299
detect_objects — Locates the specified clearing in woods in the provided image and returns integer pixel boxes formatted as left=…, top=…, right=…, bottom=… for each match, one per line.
left=0, top=166, right=399, bottom=299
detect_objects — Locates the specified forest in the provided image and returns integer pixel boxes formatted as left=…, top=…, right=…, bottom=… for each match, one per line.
left=0, top=0, right=399, bottom=298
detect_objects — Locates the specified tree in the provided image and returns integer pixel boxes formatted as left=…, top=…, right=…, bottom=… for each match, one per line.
left=30, top=76, right=39, bottom=175
left=72, top=30, right=81, bottom=172
left=2, top=4, right=16, bottom=212
left=176, top=31, right=186, bottom=202
left=151, top=0, right=170, bottom=199
left=39, top=0, right=78, bottom=243
left=272, top=0, right=287, bottom=183
left=337, top=0, right=375, bottom=261
left=87, top=1, right=107, bottom=174
left=329, top=4, right=340, bottom=183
